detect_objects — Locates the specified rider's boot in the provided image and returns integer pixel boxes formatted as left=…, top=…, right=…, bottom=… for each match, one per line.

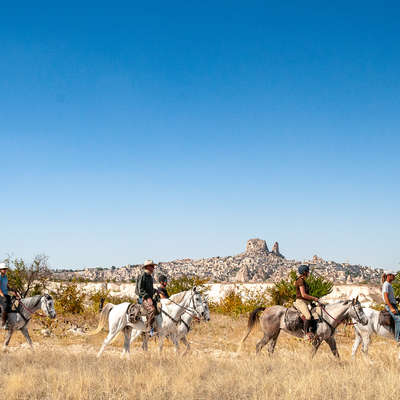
left=303, top=319, right=314, bottom=340
left=1, top=311, right=7, bottom=330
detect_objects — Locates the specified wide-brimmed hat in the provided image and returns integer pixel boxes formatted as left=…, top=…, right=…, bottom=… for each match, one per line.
left=143, top=260, right=157, bottom=268
left=0, top=263, right=8, bottom=270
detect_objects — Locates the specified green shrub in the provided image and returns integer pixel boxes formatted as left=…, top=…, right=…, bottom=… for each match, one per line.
left=167, top=275, right=209, bottom=296
left=393, top=272, right=400, bottom=298
left=52, top=281, right=86, bottom=314
left=267, top=270, right=333, bottom=306
left=209, top=287, right=270, bottom=318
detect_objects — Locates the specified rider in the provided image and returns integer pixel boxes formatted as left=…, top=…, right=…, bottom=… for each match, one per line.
left=135, top=260, right=157, bottom=336
left=0, top=263, right=17, bottom=329
left=382, top=270, right=400, bottom=344
left=294, top=265, right=320, bottom=340
left=156, top=274, right=169, bottom=299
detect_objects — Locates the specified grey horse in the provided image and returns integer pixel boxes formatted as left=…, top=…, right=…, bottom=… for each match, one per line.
left=239, top=297, right=368, bottom=358
left=2, top=294, right=56, bottom=351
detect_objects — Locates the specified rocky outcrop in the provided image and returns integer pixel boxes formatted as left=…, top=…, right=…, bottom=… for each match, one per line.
left=235, top=265, right=250, bottom=282
left=271, top=242, right=284, bottom=258
left=245, top=239, right=269, bottom=255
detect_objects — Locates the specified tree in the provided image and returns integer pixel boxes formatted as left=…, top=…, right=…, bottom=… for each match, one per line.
left=4, top=254, right=51, bottom=298
left=267, top=269, right=333, bottom=306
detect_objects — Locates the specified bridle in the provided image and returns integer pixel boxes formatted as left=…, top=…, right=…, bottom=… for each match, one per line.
left=18, top=295, right=53, bottom=320
left=166, top=291, right=204, bottom=319
left=319, top=301, right=364, bottom=329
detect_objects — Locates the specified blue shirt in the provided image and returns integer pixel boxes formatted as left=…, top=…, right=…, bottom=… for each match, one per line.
left=0, top=275, right=8, bottom=295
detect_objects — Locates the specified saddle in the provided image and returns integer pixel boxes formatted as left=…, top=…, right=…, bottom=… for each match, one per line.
left=285, top=304, right=322, bottom=333
left=379, top=310, right=395, bottom=333
left=126, top=303, right=143, bottom=324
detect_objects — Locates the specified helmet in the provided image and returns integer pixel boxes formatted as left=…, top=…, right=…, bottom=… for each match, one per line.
left=158, top=274, right=168, bottom=283
left=298, top=265, right=310, bottom=275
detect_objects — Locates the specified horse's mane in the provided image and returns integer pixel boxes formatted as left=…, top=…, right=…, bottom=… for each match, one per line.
left=169, top=290, right=190, bottom=303
left=22, top=294, right=42, bottom=308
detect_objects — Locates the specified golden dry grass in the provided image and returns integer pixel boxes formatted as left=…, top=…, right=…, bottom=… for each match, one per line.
left=0, top=313, right=399, bottom=400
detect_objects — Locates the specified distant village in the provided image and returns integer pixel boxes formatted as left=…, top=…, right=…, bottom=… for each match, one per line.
left=52, top=239, right=383, bottom=285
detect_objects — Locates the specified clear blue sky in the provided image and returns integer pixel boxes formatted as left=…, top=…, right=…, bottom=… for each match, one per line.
left=1, top=2, right=399, bottom=270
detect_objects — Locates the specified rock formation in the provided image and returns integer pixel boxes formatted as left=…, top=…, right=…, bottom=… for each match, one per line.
left=271, top=242, right=284, bottom=258
left=245, top=239, right=269, bottom=255
left=235, top=265, right=250, bottom=282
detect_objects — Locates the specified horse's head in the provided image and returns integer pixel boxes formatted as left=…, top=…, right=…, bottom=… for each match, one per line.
left=202, top=294, right=211, bottom=322
left=41, top=294, right=56, bottom=319
left=348, top=296, right=368, bottom=326
left=191, top=287, right=207, bottom=320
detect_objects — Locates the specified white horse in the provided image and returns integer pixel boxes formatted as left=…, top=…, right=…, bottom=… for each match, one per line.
left=162, top=293, right=210, bottom=355
left=90, top=288, right=206, bottom=358
left=3, top=294, right=56, bottom=351
left=351, top=308, right=400, bottom=359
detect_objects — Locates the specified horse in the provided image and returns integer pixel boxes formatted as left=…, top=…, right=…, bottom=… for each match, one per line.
left=2, top=294, right=56, bottom=351
left=238, top=297, right=368, bottom=358
left=351, top=308, right=400, bottom=360
left=162, top=293, right=210, bottom=355
left=90, top=288, right=206, bottom=358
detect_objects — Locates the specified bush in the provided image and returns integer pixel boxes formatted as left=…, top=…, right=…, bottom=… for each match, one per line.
left=267, top=270, right=333, bottom=306
left=393, top=272, right=400, bottom=298
left=167, top=275, right=209, bottom=296
left=52, top=281, right=86, bottom=314
left=209, top=287, right=270, bottom=318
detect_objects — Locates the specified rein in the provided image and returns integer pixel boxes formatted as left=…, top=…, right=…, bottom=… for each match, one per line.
left=319, top=302, right=361, bottom=329
left=167, top=293, right=201, bottom=317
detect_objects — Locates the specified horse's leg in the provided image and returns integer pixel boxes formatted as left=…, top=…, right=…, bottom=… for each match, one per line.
left=360, top=331, right=370, bottom=356
left=97, top=327, right=121, bottom=358
left=325, top=337, right=340, bottom=359
left=311, top=338, right=322, bottom=358
left=158, top=334, right=165, bottom=353
left=121, top=326, right=132, bottom=359
left=170, top=333, right=180, bottom=354
left=21, top=327, right=34, bottom=351
left=2, top=329, right=13, bottom=352
left=129, top=329, right=145, bottom=350
left=181, top=336, right=190, bottom=356
left=351, top=328, right=362, bottom=358
left=267, top=331, right=280, bottom=355
left=256, top=333, right=271, bottom=354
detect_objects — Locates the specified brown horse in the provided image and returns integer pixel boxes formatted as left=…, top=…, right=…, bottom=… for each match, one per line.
left=238, top=298, right=368, bottom=358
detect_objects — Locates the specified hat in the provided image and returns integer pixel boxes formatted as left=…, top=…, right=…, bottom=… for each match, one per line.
left=0, top=263, right=8, bottom=270
left=384, top=270, right=396, bottom=276
left=298, top=265, right=310, bottom=275
left=143, top=260, right=157, bottom=268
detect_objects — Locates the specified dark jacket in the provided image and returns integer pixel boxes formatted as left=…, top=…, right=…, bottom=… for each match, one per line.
left=136, top=271, right=154, bottom=300
left=156, top=285, right=169, bottom=299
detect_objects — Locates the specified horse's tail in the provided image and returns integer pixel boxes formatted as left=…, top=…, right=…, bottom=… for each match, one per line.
left=237, top=307, right=266, bottom=352
left=88, top=303, right=114, bottom=335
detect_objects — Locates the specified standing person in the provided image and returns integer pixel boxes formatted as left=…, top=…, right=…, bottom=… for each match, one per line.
left=156, top=275, right=169, bottom=299
left=0, top=263, right=13, bottom=329
left=382, top=271, right=400, bottom=344
left=135, top=260, right=157, bottom=336
left=294, top=265, right=320, bottom=340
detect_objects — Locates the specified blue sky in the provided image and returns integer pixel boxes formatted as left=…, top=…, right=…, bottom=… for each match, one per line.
left=1, top=2, right=399, bottom=270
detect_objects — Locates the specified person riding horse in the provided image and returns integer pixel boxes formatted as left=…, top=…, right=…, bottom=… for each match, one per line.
left=382, top=270, right=400, bottom=345
left=135, top=260, right=157, bottom=336
left=294, top=265, right=320, bottom=340
left=156, top=274, right=169, bottom=299
left=0, top=263, right=20, bottom=329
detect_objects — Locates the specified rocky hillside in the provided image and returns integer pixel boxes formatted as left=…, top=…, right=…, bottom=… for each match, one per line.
left=53, top=238, right=383, bottom=284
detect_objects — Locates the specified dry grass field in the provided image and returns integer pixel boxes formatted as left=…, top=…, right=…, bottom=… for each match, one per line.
left=0, top=313, right=399, bottom=400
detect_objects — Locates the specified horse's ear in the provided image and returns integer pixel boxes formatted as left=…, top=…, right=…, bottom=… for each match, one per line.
left=356, top=296, right=359, bottom=303
left=192, top=286, right=197, bottom=292
left=352, top=298, right=355, bottom=305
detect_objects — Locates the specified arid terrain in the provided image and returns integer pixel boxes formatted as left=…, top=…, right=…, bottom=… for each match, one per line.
left=1, top=312, right=399, bottom=400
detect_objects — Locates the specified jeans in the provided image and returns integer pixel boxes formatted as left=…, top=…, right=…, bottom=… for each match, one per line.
left=386, top=305, right=400, bottom=342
